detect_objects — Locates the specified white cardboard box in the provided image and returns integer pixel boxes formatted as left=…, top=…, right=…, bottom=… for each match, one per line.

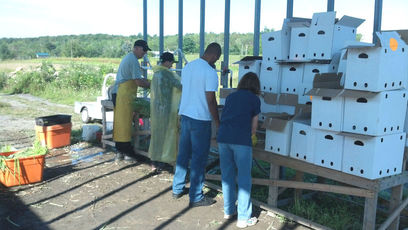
left=345, top=31, right=408, bottom=92
left=343, top=90, right=408, bottom=136
left=290, top=119, right=316, bottom=163
left=302, top=63, right=339, bottom=87
left=264, top=113, right=295, bottom=156
left=342, top=132, right=406, bottom=180
left=259, top=93, right=278, bottom=121
left=259, top=61, right=281, bottom=93
left=262, top=27, right=291, bottom=61
left=281, top=64, right=304, bottom=95
left=309, top=88, right=345, bottom=132
left=313, top=130, right=344, bottom=171
left=290, top=26, right=310, bottom=61
left=234, top=56, right=262, bottom=82
left=306, top=73, right=345, bottom=132
left=307, top=12, right=364, bottom=60
left=261, top=92, right=299, bottom=116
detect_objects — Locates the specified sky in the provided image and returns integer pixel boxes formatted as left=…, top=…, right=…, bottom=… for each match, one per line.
left=0, top=0, right=408, bottom=42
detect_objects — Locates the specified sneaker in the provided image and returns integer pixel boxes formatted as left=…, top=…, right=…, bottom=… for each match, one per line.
left=115, top=152, right=124, bottom=162
left=172, top=187, right=189, bottom=199
left=224, top=213, right=236, bottom=220
left=124, top=154, right=137, bottom=163
left=189, top=196, right=216, bottom=208
left=236, top=217, right=258, bottom=228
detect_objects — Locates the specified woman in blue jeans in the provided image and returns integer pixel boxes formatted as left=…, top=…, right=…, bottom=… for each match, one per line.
left=217, top=72, right=260, bottom=228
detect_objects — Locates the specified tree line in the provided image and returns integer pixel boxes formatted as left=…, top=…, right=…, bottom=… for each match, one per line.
left=0, top=32, right=260, bottom=60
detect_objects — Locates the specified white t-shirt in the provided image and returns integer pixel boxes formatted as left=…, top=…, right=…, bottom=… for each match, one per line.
left=179, top=58, right=219, bottom=121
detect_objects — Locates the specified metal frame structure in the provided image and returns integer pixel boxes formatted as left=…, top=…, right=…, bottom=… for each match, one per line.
left=141, top=0, right=383, bottom=86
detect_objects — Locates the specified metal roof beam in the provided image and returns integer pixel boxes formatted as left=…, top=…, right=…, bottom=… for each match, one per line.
left=253, top=0, right=261, bottom=56
left=177, top=0, right=183, bottom=70
left=373, top=0, right=383, bottom=43
left=327, top=0, right=335, bottom=12
left=286, top=0, right=293, bottom=18
left=200, top=0, right=205, bottom=56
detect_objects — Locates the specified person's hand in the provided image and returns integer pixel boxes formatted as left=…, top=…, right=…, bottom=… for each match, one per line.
left=251, top=134, right=257, bottom=147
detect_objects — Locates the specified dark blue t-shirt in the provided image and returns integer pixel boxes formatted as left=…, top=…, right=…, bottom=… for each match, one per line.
left=217, top=89, right=261, bottom=146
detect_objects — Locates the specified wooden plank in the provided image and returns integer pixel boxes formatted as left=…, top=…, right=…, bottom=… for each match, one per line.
left=378, top=196, right=408, bottom=230
left=203, top=181, right=331, bottom=230
left=295, top=171, right=304, bottom=202
left=102, top=134, right=113, bottom=139
left=101, top=103, right=108, bottom=149
left=251, top=200, right=332, bottom=230
left=268, top=163, right=279, bottom=207
left=134, top=149, right=149, bottom=157
left=388, top=185, right=403, bottom=230
left=379, top=171, right=408, bottom=190
left=363, top=193, right=378, bottom=230
left=102, top=139, right=115, bottom=147
left=205, top=174, right=375, bottom=198
left=252, top=148, right=378, bottom=191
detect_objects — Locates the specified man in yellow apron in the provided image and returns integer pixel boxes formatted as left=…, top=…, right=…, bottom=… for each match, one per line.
left=112, top=40, right=151, bottom=161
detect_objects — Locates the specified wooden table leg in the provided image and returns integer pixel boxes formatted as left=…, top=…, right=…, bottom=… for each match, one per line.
left=294, top=171, right=304, bottom=202
left=389, top=185, right=403, bottom=230
left=102, top=105, right=107, bottom=149
left=363, top=192, right=378, bottom=230
left=267, top=163, right=280, bottom=207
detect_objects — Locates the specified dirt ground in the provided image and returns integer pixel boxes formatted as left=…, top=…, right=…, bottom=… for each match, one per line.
left=0, top=93, right=311, bottom=230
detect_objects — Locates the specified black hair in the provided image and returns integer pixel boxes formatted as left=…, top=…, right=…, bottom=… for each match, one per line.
left=204, top=42, right=222, bottom=56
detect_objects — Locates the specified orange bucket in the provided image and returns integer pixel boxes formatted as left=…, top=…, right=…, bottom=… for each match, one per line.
left=36, top=123, right=72, bottom=149
left=0, top=151, right=45, bottom=187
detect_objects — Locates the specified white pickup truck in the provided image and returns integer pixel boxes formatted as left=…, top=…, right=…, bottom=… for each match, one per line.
left=74, top=73, right=115, bottom=123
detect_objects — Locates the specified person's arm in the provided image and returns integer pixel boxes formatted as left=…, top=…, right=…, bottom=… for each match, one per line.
left=251, top=115, right=259, bottom=135
left=205, top=91, right=220, bottom=128
left=134, top=78, right=150, bottom=88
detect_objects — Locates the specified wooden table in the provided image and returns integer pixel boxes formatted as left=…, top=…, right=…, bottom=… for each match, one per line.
left=206, top=145, right=408, bottom=230
left=101, top=100, right=115, bottom=149
left=100, top=99, right=150, bottom=157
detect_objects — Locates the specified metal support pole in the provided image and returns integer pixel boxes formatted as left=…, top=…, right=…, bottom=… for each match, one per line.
left=200, top=0, right=205, bottom=56
left=159, top=0, right=164, bottom=56
left=373, top=0, right=383, bottom=43
left=143, top=0, right=147, bottom=42
left=177, top=0, right=183, bottom=70
left=142, top=0, right=148, bottom=97
left=286, top=0, right=293, bottom=18
left=222, top=0, right=231, bottom=88
left=253, top=0, right=261, bottom=56
left=327, top=0, right=334, bottom=12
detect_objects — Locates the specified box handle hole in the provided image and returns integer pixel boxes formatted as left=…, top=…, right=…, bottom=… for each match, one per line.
left=358, top=53, right=368, bottom=59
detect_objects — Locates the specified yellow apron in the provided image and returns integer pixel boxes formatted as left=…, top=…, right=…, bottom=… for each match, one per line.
left=113, top=80, right=138, bottom=142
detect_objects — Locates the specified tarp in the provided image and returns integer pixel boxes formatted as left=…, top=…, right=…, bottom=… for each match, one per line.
left=148, top=65, right=182, bottom=163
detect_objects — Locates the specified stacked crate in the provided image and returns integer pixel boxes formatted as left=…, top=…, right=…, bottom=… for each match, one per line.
left=308, top=31, right=408, bottom=179
left=259, top=12, right=363, bottom=158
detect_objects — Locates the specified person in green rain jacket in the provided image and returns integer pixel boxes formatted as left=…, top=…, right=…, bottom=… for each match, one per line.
left=149, top=52, right=182, bottom=170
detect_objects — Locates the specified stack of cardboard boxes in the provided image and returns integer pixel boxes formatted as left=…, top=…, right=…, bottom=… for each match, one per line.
left=222, top=11, right=408, bottom=180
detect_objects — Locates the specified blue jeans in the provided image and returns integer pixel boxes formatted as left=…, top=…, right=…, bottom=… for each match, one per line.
left=172, top=115, right=212, bottom=202
left=218, top=143, right=253, bottom=221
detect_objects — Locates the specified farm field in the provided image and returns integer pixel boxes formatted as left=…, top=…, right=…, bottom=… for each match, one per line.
left=0, top=57, right=407, bottom=229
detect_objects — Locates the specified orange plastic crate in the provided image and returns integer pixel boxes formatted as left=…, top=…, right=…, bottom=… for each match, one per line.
left=36, top=123, right=72, bottom=149
left=0, top=151, right=45, bottom=187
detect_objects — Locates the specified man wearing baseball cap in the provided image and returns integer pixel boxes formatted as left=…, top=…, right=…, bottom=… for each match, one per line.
left=113, top=39, right=151, bottom=162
